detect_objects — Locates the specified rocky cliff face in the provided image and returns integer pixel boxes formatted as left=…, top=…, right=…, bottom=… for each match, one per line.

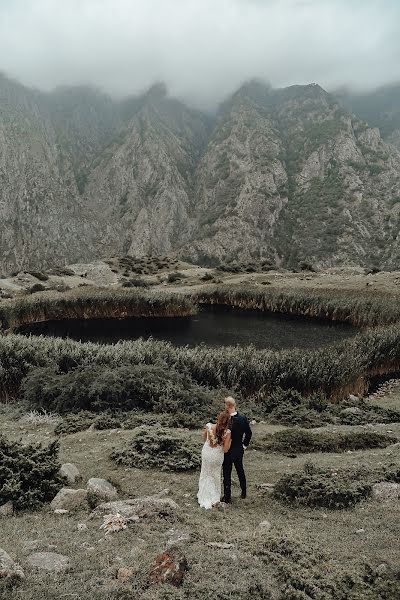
left=1, top=75, right=400, bottom=274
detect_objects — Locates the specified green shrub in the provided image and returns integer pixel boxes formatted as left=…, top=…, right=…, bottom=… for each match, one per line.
left=27, top=271, right=49, bottom=281
left=258, top=535, right=400, bottom=600
left=0, top=436, right=63, bottom=510
left=273, top=463, right=373, bottom=508
left=21, top=363, right=215, bottom=417
left=54, top=411, right=95, bottom=435
left=93, top=414, right=122, bottom=430
left=167, top=271, right=185, bottom=283
left=262, top=429, right=396, bottom=453
left=28, top=283, right=46, bottom=294
left=111, top=426, right=201, bottom=471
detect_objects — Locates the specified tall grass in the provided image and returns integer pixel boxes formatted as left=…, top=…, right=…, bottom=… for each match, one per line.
left=193, top=286, right=400, bottom=327
left=0, top=287, right=197, bottom=330
left=2, top=324, right=400, bottom=403
left=1, top=285, right=400, bottom=405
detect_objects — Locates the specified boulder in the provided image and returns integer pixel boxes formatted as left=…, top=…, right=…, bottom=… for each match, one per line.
left=0, top=548, right=25, bottom=584
left=50, top=488, right=88, bottom=511
left=207, top=542, right=235, bottom=549
left=26, top=552, right=70, bottom=573
left=87, top=478, right=118, bottom=501
left=91, top=490, right=178, bottom=522
left=59, top=463, right=80, bottom=484
left=372, top=482, right=400, bottom=501
left=0, top=501, right=13, bottom=516
left=148, top=550, right=188, bottom=587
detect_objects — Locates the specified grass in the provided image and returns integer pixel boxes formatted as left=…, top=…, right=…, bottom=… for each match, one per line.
left=0, top=287, right=197, bottom=331
left=0, top=400, right=399, bottom=599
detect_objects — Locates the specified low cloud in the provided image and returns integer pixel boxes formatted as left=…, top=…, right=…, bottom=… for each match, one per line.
left=0, top=0, right=399, bottom=108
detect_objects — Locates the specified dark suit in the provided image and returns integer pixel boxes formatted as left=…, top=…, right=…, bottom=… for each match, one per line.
left=222, top=412, right=252, bottom=501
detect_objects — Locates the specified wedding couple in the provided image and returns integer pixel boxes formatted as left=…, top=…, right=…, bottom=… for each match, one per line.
left=197, top=396, right=252, bottom=509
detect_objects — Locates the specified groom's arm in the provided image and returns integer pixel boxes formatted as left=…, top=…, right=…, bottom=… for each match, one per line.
left=242, top=417, right=252, bottom=448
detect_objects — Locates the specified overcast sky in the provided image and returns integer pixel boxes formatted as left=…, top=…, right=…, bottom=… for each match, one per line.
left=0, top=0, right=399, bottom=108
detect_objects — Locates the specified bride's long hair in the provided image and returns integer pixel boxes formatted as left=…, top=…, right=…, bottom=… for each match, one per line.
left=215, top=410, right=231, bottom=444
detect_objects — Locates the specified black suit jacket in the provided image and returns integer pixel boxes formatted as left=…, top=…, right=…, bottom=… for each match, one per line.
left=228, top=412, right=252, bottom=459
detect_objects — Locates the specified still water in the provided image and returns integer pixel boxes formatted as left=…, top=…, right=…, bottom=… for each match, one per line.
left=17, top=305, right=358, bottom=350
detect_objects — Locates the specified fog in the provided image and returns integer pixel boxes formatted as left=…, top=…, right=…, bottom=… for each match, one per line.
left=0, top=0, right=399, bottom=108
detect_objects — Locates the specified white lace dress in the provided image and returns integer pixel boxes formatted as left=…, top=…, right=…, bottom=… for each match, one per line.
left=197, top=423, right=230, bottom=509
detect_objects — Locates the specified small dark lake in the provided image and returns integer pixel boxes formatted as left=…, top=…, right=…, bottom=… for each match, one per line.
left=17, top=305, right=359, bottom=350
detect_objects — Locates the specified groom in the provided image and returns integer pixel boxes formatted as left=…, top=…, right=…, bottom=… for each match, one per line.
left=221, top=396, right=252, bottom=503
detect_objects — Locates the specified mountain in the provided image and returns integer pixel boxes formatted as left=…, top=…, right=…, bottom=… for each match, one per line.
left=1, top=74, right=400, bottom=275
left=337, top=83, right=400, bottom=151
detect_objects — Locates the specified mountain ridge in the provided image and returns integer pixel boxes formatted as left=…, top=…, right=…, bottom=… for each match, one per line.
left=1, top=74, right=400, bottom=275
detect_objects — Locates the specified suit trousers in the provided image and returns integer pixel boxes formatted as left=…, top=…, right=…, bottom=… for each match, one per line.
left=222, top=451, right=246, bottom=501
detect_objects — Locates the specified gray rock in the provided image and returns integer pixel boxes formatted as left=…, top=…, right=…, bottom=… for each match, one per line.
left=372, top=482, right=400, bottom=501
left=59, top=463, right=80, bottom=485
left=0, top=548, right=25, bottom=582
left=87, top=478, right=118, bottom=500
left=0, top=501, right=13, bottom=516
left=207, top=542, right=235, bottom=549
left=340, top=407, right=362, bottom=415
left=256, top=483, right=275, bottom=493
left=26, top=552, right=70, bottom=573
left=259, top=520, right=272, bottom=531
left=91, top=490, right=178, bottom=521
left=50, top=488, right=88, bottom=511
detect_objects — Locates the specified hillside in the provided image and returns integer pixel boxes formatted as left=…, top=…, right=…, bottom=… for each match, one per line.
left=1, top=75, right=400, bottom=273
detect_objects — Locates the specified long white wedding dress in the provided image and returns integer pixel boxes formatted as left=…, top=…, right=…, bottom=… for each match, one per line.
left=197, top=423, right=229, bottom=509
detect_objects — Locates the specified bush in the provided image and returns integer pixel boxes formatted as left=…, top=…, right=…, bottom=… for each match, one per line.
left=111, top=426, right=201, bottom=471
left=27, top=271, right=49, bottom=281
left=93, top=414, right=122, bottom=430
left=273, top=463, right=373, bottom=508
left=21, top=363, right=216, bottom=417
left=258, top=535, right=400, bottom=600
left=28, top=283, right=46, bottom=294
left=54, top=411, right=95, bottom=435
left=122, top=278, right=150, bottom=288
left=262, top=429, right=396, bottom=453
left=167, top=271, right=185, bottom=283
left=0, top=436, right=63, bottom=510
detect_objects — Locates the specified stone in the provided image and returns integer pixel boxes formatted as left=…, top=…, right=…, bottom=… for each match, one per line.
left=87, top=478, right=118, bottom=501
left=117, top=567, right=136, bottom=584
left=148, top=550, right=188, bottom=587
left=50, top=488, right=88, bottom=511
left=256, top=483, right=275, bottom=493
left=207, top=542, right=235, bottom=549
left=0, top=548, right=25, bottom=583
left=355, top=529, right=365, bottom=535
left=26, top=552, right=70, bottom=573
left=54, top=509, right=69, bottom=515
left=372, top=482, right=400, bottom=501
left=91, top=490, right=179, bottom=522
left=59, top=463, right=80, bottom=484
left=0, top=501, right=13, bottom=516
left=166, top=530, right=191, bottom=548
left=340, top=407, right=362, bottom=415
left=259, top=520, right=272, bottom=531
left=77, top=523, right=88, bottom=531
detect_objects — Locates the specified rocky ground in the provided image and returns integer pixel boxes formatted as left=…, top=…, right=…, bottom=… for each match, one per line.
left=0, top=383, right=399, bottom=599
left=2, top=256, right=400, bottom=298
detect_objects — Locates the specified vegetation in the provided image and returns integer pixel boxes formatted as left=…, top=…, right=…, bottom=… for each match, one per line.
left=0, top=287, right=197, bottom=330
left=261, top=428, right=396, bottom=453
left=0, top=436, right=63, bottom=510
left=274, top=462, right=400, bottom=509
left=258, top=536, right=400, bottom=600
left=111, top=426, right=201, bottom=471
left=21, top=364, right=216, bottom=418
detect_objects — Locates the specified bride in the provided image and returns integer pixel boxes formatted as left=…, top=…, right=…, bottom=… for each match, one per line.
left=197, top=411, right=232, bottom=509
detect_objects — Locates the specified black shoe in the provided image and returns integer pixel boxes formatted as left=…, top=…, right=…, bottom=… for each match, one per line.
left=220, top=496, right=231, bottom=504
left=241, top=491, right=247, bottom=499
